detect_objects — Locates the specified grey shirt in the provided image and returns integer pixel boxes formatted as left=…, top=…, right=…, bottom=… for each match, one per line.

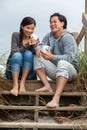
left=37, top=30, right=79, bottom=72
left=7, top=32, right=36, bottom=64
left=10, top=32, right=35, bottom=54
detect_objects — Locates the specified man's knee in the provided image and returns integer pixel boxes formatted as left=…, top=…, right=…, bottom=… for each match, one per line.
left=56, top=60, right=70, bottom=79
left=56, top=60, right=77, bottom=79
left=34, top=56, right=45, bottom=70
left=57, top=60, right=69, bottom=68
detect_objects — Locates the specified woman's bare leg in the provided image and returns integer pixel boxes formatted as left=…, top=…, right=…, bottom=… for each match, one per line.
left=10, top=72, right=19, bottom=96
left=19, top=69, right=29, bottom=92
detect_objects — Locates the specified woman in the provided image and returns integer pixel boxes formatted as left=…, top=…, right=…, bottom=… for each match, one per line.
left=6, top=16, right=39, bottom=96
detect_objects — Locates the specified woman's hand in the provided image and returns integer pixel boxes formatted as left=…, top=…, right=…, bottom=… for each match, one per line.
left=29, top=37, right=40, bottom=47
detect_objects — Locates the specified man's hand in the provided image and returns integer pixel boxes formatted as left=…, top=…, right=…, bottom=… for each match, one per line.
left=36, top=48, right=42, bottom=57
left=40, top=50, right=54, bottom=60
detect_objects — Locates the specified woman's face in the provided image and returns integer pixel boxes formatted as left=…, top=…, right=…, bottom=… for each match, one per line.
left=22, top=24, right=35, bottom=37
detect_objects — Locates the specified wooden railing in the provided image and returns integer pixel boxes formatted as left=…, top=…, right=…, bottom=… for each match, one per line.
left=75, top=0, right=87, bottom=54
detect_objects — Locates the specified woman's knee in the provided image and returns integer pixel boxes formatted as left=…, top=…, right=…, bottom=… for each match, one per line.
left=23, top=51, right=34, bottom=61
left=11, top=52, right=22, bottom=64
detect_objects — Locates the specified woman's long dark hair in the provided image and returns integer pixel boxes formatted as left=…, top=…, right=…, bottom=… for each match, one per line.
left=19, top=17, right=36, bottom=44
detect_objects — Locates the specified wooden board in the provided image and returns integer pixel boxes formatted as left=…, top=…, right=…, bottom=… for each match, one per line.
left=0, top=79, right=83, bottom=92
left=0, top=121, right=87, bottom=129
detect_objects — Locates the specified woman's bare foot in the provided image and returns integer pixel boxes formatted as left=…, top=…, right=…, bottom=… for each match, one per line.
left=10, top=82, right=19, bottom=96
left=46, top=99, right=59, bottom=108
left=19, top=87, right=26, bottom=93
left=35, top=85, right=53, bottom=92
left=10, top=88, right=18, bottom=96
left=19, top=83, right=26, bottom=93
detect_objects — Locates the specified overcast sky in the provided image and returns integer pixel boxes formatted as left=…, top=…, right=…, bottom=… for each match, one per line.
left=0, top=0, right=85, bottom=53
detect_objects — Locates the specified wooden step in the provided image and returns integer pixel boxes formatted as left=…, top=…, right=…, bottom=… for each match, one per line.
left=0, top=80, right=86, bottom=129
left=0, top=91, right=86, bottom=109
left=0, top=79, right=83, bottom=92
left=0, top=104, right=86, bottom=123
left=0, top=121, right=87, bottom=129
left=0, top=105, right=86, bottom=111
left=0, top=91, right=86, bottom=96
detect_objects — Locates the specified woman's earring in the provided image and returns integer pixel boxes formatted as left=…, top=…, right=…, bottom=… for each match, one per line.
left=21, top=25, right=23, bottom=29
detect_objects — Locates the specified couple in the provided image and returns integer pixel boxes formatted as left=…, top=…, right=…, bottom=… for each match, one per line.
left=6, top=13, right=79, bottom=108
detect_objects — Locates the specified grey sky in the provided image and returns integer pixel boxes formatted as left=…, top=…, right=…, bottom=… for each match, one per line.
left=0, top=0, right=85, bottom=52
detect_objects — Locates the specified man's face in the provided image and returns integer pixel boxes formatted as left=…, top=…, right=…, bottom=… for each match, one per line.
left=50, top=16, right=64, bottom=33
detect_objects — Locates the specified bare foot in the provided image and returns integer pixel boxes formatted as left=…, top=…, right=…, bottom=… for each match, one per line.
left=35, top=85, right=53, bottom=92
left=68, top=104, right=78, bottom=107
left=46, top=99, right=59, bottom=108
left=19, top=87, right=26, bottom=93
left=19, top=83, right=26, bottom=93
left=10, top=88, right=18, bottom=96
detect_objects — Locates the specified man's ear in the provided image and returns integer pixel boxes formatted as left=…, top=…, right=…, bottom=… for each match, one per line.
left=61, top=21, right=64, bottom=28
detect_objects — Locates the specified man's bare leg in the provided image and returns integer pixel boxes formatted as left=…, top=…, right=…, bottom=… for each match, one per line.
left=35, top=68, right=53, bottom=92
left=10, top=72, right=19, bottom=96
left=46, top=76, right=68, bottom=108
left=19, top=69, right=29, bottom=93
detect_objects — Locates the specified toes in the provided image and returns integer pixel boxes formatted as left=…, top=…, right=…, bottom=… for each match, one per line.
left=10, top=89, right=18, bottom=96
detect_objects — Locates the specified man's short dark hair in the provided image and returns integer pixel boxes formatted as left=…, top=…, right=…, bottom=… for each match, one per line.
left=50, top=13, right=67, bottom=29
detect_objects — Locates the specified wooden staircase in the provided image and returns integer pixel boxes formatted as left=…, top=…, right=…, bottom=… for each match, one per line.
left=0, top=80, right=87, bottom=130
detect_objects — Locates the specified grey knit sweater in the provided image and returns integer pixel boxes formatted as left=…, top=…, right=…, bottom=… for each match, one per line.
left=36, top=30, right=79, bottom=72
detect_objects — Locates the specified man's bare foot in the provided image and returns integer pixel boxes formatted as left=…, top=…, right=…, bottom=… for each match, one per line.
left=46, top=99, right=59, bottom=108
left=10, top=88, right=18, bottom=96
left=35, top=85, right=53, bottom=92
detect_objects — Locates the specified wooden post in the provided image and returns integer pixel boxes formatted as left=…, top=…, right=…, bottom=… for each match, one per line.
left=85, top=0, right=87, bottom=54
left=34, top=95, right=39, bottom=122
left=85, top=0, right=87, bottom=13
left=76, top=27, right=85, bottom=46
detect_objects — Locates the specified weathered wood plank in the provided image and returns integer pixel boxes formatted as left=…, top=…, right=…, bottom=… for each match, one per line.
left=0, top=79, right=82, bottom=92
left=72, top=32, right=78, bottom=40
left=0, top=91, right=86, bottom=96
left=76, top=27, right=85, bottom=45
left=0, top=122, right=75, bottom=129
left=0, top=121, right=87, bottom=129
left=82, top=13, right=87, bottom=29
left=0, top=105, right=86, bottom=111
left=85, top=31, right=87, bottom=54
left=34, top=109, right=39, bottom=122
left=85, top=0, right=87, bottom=13
left=84, top=0, right=87, bottom=54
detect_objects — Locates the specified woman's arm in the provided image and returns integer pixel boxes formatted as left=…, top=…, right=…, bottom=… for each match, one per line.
left=11, top=32, right=31, bottom=54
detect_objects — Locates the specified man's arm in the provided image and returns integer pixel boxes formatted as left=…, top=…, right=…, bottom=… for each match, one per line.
left=52, top=34, right=78, bottom=63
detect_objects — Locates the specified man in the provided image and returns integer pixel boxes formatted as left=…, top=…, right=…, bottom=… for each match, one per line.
left=34, top=13, right=79, bottom=108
